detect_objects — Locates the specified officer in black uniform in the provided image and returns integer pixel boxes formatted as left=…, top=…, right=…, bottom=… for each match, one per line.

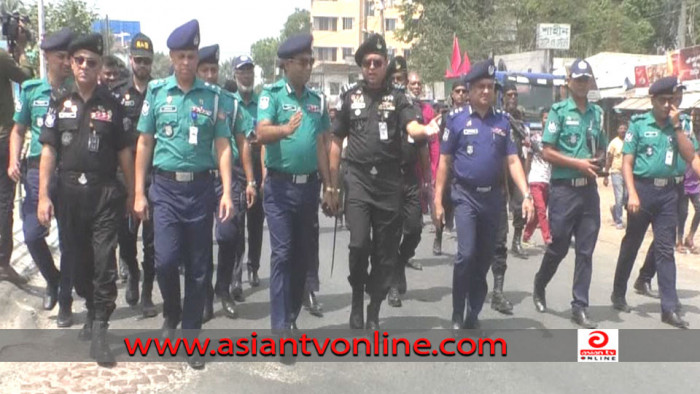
left=38, top=33, right=133, bottom=367
left=610, top=76, right=699, bottom=328
left=329, top=34, right=438, bottom=330
left=111, top=33, right=157, bottom=318
left=384, top=56, right=431, bottom=308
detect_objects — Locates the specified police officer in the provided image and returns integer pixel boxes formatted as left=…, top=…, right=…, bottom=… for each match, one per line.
left=610, top=76, right=699, bottom=328
left=111, top=32, right=157, bottom=317
left=233, top=55, right=263, bottom=288
left=134, top=20, right=234, bottom=370
left=7, top=28, right=73, bottom=318
left=329, top=34, right=438, bottom=330
left=384, top=56, right=431, bottom=308
left=38, top=33, right=132, bottom=366
left=533, top=59, right=607, bottom=328
left=434, top=59, right=533, bottom=330
left=196, top=44, right=255, bottom=322
left=255, top=33, right=331, bottom=332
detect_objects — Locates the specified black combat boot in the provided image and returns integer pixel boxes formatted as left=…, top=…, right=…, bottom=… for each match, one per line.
left=141, top=280, right=158, bottom=318
left=491, top=274, right=513, bottom=314
left=125, top=269, right=140, bottom=306
left=433, top=228, right=442, bottom=256
left=90, top=321, right=116, bottom=367
left=511, top=228, right=528, bottom=259
left=349, top=285, right=365, bottom=329
left=365, top=296, right=382, bottom=331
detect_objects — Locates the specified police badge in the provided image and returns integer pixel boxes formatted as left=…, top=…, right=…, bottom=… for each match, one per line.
left=466, top=144, right=474, bottom=155
left=569, top=134, right=578, bottom=145
left=646, top=146, right=653, bottom=156
left=164, top=124, right=174, bottom=137
left=61, top=131, right=73, bottom=146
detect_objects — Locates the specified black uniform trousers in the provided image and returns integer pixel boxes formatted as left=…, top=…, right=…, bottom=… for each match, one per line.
left=492, top=200, right=509, bottom=276
left=508, top=175, right=525, bottom=231
left=246, top=149, right=265, bottom=274
left=535, top=181, right=600, bottom=310
left=345, top=162, right=402, bottom=298
left=56, top=174, right=124, bottom=322
left=391, top=171, right=422, bottom=293
left=0, top=144, right=16, bottom=269
left=116, top=171, right=155, bottom=286
left=613, top=179, right=679, bottom=313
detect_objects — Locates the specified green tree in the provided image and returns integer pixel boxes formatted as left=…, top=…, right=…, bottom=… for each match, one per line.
left=250, top=36, right=279, bottom=84
left=218, top=57, right=235, bottom=86
left=150, top=51, right=171, bottom=79
left=280, top=8, right=311, bottom=41
left=28, top=0, right=98, bottom=37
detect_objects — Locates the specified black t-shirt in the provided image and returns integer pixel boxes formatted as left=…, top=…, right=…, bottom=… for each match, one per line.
left=400, top=99, right=427, bottom=169
left=112, top=78, right=148, bottom=148
left=333, top=82, right=418, bottom=165
left=40, top=84, right=127, bottom=176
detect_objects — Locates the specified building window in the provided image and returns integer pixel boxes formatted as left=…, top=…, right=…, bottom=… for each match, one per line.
left=403, top=49, right=411, bottom=61
left=342, top=47, right=353, bottom=59
left=330, top=82, right=340, bottom=95
left=315, top=47, right=338, bottom=62
left=385, top=18, right=397, bottom=32
left=342, top=17, right=353, bottom=30
left=364, top=1, right=374, bottom=16
left=313, top=17, right=337, bottom=31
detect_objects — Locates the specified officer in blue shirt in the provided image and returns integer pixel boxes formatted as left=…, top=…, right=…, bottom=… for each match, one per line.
left=7, top=28, right=73, bottom=319
left=611, top=76, right=700, bottom=328
left=434, top=59, right=533, bottom=330
left=134, top=20, right=233, bottom=370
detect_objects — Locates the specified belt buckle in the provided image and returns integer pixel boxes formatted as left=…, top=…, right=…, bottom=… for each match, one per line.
left=294, top=174, right=308, bottom=184
left=654, top=178, right=668, bottom=187
left=573, top=178, right=587, bottom=187
left=476, top=186, right=491, bottom=193
left=78, top=173, right=87, bottom=185
left=175, top=172, right=194, bottom=182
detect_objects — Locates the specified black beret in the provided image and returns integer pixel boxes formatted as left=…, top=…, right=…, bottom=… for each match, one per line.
left=130, top=33, right=153, bottom=58
left=198, top=44, right=219, bottom=65
left=40, top=28, right=73, bottom=52
left=387, top=56, right=407, bottom=76
left=355, top=33, right=387, bottom=66
left=278, top=33, right=313, bottom=59
left=463, top=58, right=496, bottom=84
left=452, top=79, right=467, bottom=90
left=502, top=81, right=517, bottom=93
left=68, top=33, right=103, bottom=56
left=167, top=19, right=200, bottom=50
left=649, top=76, right=685, bottom=96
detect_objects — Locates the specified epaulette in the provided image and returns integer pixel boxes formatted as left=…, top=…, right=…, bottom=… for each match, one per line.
left=20, top=78, right=45, bottom=92
left=339, top=82, right=359, bottom=97
left=448, top=106, right=465, bottom=118
left=147, top=78, right=167, bottom=93
left=202, top=82, right=222, bottom=94
left=630, top=113, right=646, bottom=122
left=263, top=79, right=285, bottom=92
left=550, top=101, right=566, bottom=112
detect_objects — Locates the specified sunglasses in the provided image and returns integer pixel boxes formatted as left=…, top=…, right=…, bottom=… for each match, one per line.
left=290, top=57, right=315, bottom=67
left=453, top=88, right=467, bottom=94
left=74, top=56, right=99, bottom=69
left=362, top=59, right=385, bottom=68
left=134, top=57, right=153, bottom=66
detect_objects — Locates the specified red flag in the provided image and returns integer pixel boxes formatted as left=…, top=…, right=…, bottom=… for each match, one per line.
left=458, top=52, right=471, bottom=75
left=445, top=35, right=462, bottom=78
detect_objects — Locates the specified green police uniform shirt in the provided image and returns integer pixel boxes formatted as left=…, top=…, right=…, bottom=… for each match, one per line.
left=137, top=76, right=230, bottom=172
left=217, top=90, right=253, bottom=162
left=257, top=79, right=330, bottom=174
left=234, top=91, right=258, bottom=123
left=542, top=97, right=607, bottom=180
left=13, top=78, right=70, bottom=158
left=675, top=113, right=699, bottom=175
left=624, top=111, right=697, bottom=178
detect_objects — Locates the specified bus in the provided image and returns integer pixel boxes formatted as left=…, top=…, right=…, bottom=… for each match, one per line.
left=495, top=71, right=566, bottom=130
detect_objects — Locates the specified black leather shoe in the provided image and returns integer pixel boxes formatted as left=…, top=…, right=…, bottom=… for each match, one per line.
left=533, top=280, right=546, bottom=313
left=633, top=278, right=659, bottom=298
left=433, top=231, right=442, bottom=256
left=387, top=287, right=402, bottom=308
left=186, top=355, right=205, bottom=370
left=365, top=301, right=381, bottom=331
left=462, top=316, right=481, bottom=330
left=231, top=283, right=245, bottom=302
left=572, top=309, right=598, bottom=329
left=78, top=320, right=93, bottom=341
left=140, top=290, right=158, bottom=318
left=0, top=265, right=28, bottom=285
left=220, top=293, right=237, bottom=319
left=304, top=291, right=323, bottom=317
left=451, top=312, right=464, bottom=331
left=491, top=292, right=513, bottom=314
left=611, top=294, right=632, bottom=313
left=125, top=271, right=140, bottom=306
left=349, top=288, right=364, bottom=329
left=511, top=230, right=528, bottom=259
left=406, top=259, right=423, bottom=271
left=288, top=321, right=298, bottom=332
left=43, top=284, right=58, bottom=311
left=662, top=311, right=689, bottom=329
left=57, top=305, right=73, bottom=328
left=248, top=270, right=260, bottom=287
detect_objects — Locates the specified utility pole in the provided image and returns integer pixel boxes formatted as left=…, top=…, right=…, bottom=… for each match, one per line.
left=679, top=0, right=687, bottom=49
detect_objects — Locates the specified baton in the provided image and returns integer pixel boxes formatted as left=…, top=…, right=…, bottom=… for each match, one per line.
left=330, top=215, right=338, bottom=278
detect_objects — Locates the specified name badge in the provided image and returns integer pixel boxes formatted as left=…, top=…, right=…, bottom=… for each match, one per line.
left=160, top=105, right=177, bottom=113
left=463, top=128, right=478, bottom=135
left=189, top=126, right=198, bottom=145
left=88, top=131, right=100, bottom=152
left=351, top=102, right=366, bottom=110
left=644, top=131, right=659, bottom=138
left=123, top=100, right=135, bottom=107
left=379, top=122, right=388, bottom=140
left=58, top=111, right=77, bottom=119
left=282, top=104, right=299, bottom=112
left=565, top=120, right=580, bottom=126
left=665, top=149, right=674, bottom=166
left=32, top=100, right=49, bottom=107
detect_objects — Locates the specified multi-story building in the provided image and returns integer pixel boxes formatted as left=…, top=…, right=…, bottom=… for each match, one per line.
left=310, top=0, right=413, bottom=99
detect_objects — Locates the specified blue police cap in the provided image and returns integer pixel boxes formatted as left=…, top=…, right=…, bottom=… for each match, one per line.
left=68, top=33, right=103, bottom=56
left=167, top=19, right=200, bottom=51
left=198, top=44, right=219, bottom=65
left=234, top=54, right=254, bottom=69
left=387, top=55, right=407, bottom=76
left=355, top=33, right=387, bottom=66
left=462, top=58, right=496, bottom=85
left=277, top=33, right=313, bottom=59
left=649, top=76, right=686, bottom=96
left=40, top=28, right=73, bottom=52
left=570, top=59, right=593, bottom=79
left=130, top=33, right=153, bottom=58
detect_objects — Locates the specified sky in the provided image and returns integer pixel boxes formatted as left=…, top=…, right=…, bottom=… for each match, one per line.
left=86, top=0, right=312, bottom=60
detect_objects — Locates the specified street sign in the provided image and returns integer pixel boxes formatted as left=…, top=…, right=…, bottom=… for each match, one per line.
left=537, top=23, right=571, bottom=50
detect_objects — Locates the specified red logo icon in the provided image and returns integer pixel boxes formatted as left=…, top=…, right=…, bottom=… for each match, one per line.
left=588, top=331, right=609, bottom=348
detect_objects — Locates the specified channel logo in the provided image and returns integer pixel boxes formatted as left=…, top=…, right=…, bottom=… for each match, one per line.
left=577, top=329, right=618, bottom=362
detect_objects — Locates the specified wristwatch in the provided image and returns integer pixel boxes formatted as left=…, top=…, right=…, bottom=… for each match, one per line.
left=325, top=186, right=340, bottom=193
left=247, top=181, right=257, bottom=188
left=524, top=193, right=533, bottom=201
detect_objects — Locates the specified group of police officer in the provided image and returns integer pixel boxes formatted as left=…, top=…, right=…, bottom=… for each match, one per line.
left=4, top=18, right=700, bottom=370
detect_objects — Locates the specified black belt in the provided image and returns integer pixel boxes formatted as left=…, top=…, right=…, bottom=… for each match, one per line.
left=154, top=168, right=211, bottom=183
left=634, top=175, right=683, bottom=187
left=267, top=169, right=318, bottom=184
left=26, top=156, right=40, bottom=169
left=60, top=171, right=112, bottom=186
left=551, top=177, right=591, bottom=188
left=455, top=179, right=496, bottom=193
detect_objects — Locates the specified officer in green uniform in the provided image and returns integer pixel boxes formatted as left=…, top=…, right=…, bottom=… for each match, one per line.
left=7, top=28, right=73, bottom=321
left=195, top=44, right=255, bottom=322
left=134, top=20, right=234, bottom=370
left=533, top=59, right=607, bottom=329
left=255, top=33, right=332, bottom=332
left=611, top=76, right=700, bottom=328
